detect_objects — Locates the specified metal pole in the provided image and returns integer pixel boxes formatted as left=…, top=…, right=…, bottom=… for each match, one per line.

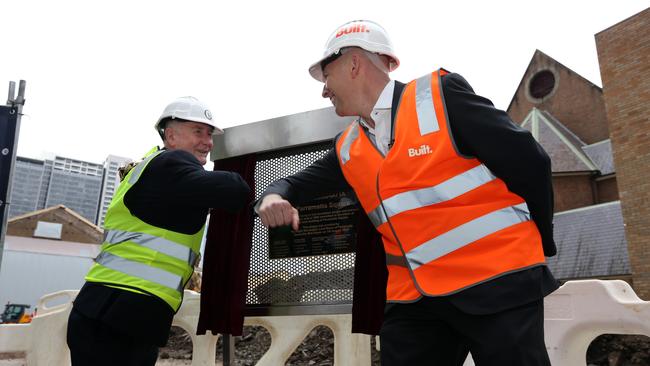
left=0, top=80, right=26, bottom=270
left=222, top=333, right=235, bottom=366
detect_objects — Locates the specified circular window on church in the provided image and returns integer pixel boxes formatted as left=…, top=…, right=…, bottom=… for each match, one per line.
left=528, top=70, right=556, bottom=100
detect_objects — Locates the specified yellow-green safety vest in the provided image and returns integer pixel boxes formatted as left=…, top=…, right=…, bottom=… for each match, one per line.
left=85, top=147, right=204, bottom=311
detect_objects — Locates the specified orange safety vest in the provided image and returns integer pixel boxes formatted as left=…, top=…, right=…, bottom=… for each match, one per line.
left=336, top=69, right=546, bottom=302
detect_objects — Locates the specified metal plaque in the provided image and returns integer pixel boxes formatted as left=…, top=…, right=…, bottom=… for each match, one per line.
left=268, top=190, right=359, bottom=259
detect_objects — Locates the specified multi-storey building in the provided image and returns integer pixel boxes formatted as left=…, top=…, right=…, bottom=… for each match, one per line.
left=46, top=156, right=104, bottom=224
left=7, top=157, right=45, bottom=218
left=8, top=154, right=132, bottom=226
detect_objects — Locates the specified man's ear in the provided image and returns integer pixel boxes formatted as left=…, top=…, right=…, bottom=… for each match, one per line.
left=164, top=126, right=175, bottom=147
left=350, top=53, right=361, bottom=79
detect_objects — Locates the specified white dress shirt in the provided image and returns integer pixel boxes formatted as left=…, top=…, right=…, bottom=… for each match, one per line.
left=358, top=80, right=394, bottom=156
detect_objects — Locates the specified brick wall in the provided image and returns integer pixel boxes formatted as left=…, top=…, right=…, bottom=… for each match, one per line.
left=553, top=175, right=595, bottom=212
left=596, top=8, right=650, bottom=299
left=7, top=210, right=102, bottom=244
left=508, top=50, right=610, bottom=144
left=595, top=177, right=619, bottom=204
left=552, top=175, right=618, bottom=213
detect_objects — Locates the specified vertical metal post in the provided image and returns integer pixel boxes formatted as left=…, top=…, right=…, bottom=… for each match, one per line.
left=222, top=333, right=235, bottom=366
left=0, top=80, right=26, bottom=270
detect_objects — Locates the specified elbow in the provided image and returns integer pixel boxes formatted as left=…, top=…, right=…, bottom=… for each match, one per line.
left=216, top=173, right=253, bottom=213
left=535, top=151, right=551, bottom=173
left=232, top=178, right=252, bottom=211
left=240, top=181, right=253, bottom=204
left=540, top=151, right=552, bottom=175
left=527, top=141, right=552, bottom=175
left=529, top=154, right=552, bottom=183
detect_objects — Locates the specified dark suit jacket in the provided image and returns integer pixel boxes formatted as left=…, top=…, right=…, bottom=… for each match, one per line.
left=261, top=73, right=559, bottom=331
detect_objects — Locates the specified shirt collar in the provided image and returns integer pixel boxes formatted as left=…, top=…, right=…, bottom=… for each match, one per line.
left=374, top=80, right=395, bottom=110
left=358, top=80, right=394, bottom=131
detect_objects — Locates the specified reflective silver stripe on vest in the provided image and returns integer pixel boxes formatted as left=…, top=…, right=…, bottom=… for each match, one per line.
left=104, top=229, right=198, bottom=265
left=128, top=150, right=162, bottom=185
left=368, top=164, right=497, bottom=227
left=385, top=253, right=409, bottom=267
left=415, top=73, right=439, bottom=135
left=95, top=251, right=184, bottom=292
left=339, top=122, right=360, bottom=165
left=367, top=206, right=389, bottom=229
left=406, top=203, right=531, bottom=270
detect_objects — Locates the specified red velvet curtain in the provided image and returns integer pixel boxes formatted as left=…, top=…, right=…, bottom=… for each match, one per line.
left=351, top=211, right=388, bottom=335
left=197, top=154, right=256, bottom=336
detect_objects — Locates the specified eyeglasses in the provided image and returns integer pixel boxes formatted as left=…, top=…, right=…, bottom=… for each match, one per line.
left=320, top=50, right=345, bottom=72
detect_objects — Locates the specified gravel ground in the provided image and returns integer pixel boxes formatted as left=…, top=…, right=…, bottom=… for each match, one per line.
left=156, top=360, right=210, bottom=365
left=161, top=327, right=649, bottom=366
left=3, top=332, right=647, bottom=365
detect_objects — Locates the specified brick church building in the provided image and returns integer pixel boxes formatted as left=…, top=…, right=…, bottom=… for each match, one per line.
left=505, top=7, right=649, bottom=299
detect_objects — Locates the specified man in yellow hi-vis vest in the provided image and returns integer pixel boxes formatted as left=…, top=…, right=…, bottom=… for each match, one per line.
left=66, top=96, right=251, bottom=366
left=258, top=20, right=558, bottom=366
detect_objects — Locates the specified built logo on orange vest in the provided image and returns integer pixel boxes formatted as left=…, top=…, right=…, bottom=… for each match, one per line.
left=408, top=144, right=433, bottom=157
left=335, top=24, right=370, bottom=38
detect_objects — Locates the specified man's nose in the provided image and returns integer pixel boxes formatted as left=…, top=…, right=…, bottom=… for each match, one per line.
left=322, top=84, right=331, bottom=99
left=203, top=133, right=214, bottom=148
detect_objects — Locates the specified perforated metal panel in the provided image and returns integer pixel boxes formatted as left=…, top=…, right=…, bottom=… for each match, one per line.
left=248, top=142, right=356, bottom=312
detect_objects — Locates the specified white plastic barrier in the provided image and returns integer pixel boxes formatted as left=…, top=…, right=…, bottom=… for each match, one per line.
left=0, top=280, right=648, bottom=365
left=545, top=280, right=650, bottom=365
left=244, top=314, right=370, bottom=366
left=170, top=292, right=370, bottom=366
left=0, top=290, right=77, bottom=366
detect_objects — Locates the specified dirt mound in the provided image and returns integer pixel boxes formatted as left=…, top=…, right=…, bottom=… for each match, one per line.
left=587, top=334, right=650, bottom=366
left=160, top=325, right=380, bottom=365
left=161, top=327, right=649, bottom=365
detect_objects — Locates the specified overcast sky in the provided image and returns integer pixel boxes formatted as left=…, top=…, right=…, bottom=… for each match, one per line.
left=2, top=1, right=648, bottom=166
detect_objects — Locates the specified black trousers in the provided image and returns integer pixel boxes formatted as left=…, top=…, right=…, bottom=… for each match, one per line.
left=67, top=308, right=159, bottom=366
left=379, top=297, right=551, bottom=366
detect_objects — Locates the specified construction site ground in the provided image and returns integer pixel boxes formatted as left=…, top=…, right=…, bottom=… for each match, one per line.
left=1, top=329, right=648, bottom=365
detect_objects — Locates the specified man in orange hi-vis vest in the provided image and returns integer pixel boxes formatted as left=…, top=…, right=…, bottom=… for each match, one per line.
left=258, top=20, right=558, bottom=365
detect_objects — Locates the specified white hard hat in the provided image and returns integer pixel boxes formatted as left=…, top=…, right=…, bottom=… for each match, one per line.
left=309, top=20, right=400, bottom=82
left=155, top=96, right=223, bottom=139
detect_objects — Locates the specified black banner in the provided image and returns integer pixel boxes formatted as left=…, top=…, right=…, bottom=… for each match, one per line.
left=0, top=105, right=18, bottom=230
left=268, top=191, right=360, bottom=259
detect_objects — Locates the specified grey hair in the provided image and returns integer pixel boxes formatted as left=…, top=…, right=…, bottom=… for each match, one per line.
left=160, top=118, right=187, bottom=143
left=341, top=47, right=390, bottom=75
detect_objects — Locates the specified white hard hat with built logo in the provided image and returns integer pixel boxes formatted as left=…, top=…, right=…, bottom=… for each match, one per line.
left=309, top=20, right=400, bottom=82
left=154, top=96, right=223, bottom=140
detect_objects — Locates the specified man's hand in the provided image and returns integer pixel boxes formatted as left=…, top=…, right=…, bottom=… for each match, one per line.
left=258, top=194, right=300, bottom=231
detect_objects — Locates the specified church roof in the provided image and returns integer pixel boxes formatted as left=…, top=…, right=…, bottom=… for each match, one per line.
left=547, top=201, right=629, bottom=279
left=582, top=139, right=615, bottom=175
left=520, top=108, right=598, bottom=173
